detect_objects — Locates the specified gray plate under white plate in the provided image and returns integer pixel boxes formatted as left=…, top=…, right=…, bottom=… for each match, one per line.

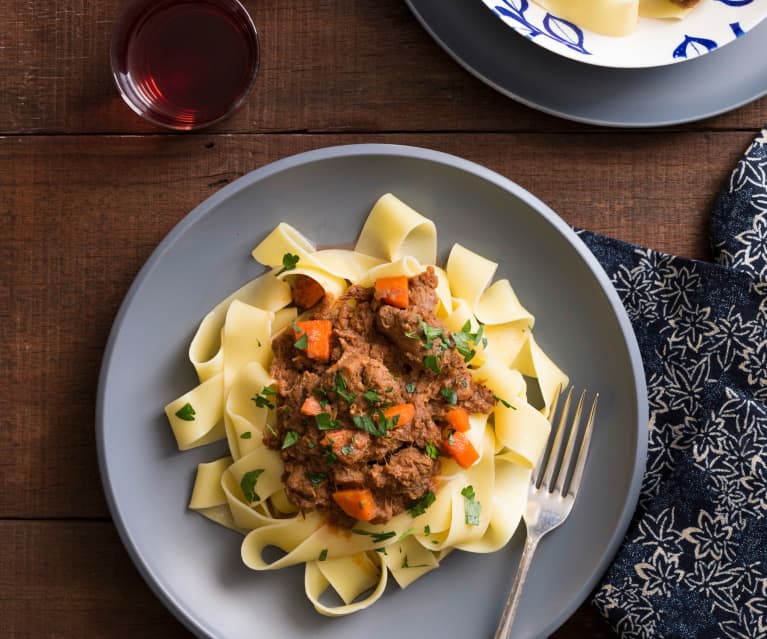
left=406, top=0, right=767, bottom=127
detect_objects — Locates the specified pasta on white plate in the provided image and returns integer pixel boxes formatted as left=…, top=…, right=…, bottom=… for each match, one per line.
left=164, top=193, right=568, bottom=616
left=532, top=0, right=699, bottom=38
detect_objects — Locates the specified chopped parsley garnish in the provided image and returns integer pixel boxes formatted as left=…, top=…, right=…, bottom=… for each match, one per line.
left=378, top=409, right=399, bottom=432
left=341, top=445, right=355, bottom=456
left=174, top=403, right=196, bottom=421
left=402, top=555, right=429, bottom=569
left=256, top=338, right=262, bottom=347
left=407, top=321, right=446, bottom=350
left=362, top=389, right=382, bottom=404
left=452, top=320, right=487, bottom=363
left=306, top=471, right=327, bottom=487
left=424, top=524, right=431, bottom=536
left=240, top=431, right=252, bottom=439
left=461, top=485, right=481, bottom=526
left=418, top=321, right=442, bottom=349
left=252, top=386, right=277, bottom=410
left=294, top=332, right=308, bottom=350
left=440, top=387, right=458, bottom=405
left=315, top=412, right=342, bottom=430
left=408, top=491, right=436, bottom=517
left=276, top=252, right=300, bottom=275
left=281, top=430, right=300, bottom=449
left=324, top=446, right=338, bottom=466
left=240, top=469, right=265, bottom=502
left=405, top=382, right=416, bottom=394
left=334, top=373, right=356, bottom=403
left=319, top=548, right=328, bottom=561
left=425, top=442, right=440, bottom=460
left=423, top=354, right=441, bottom=374
left=385, top=386, right=393, bottom=393
left=494, top=395, right=515, bottom=409
left=352, top=413, right=390, bottom=438
left=352, top=529, right=397, bottom=544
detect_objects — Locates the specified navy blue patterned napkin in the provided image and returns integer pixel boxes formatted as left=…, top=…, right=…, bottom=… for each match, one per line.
left=577, top=128, right=767, bottom=638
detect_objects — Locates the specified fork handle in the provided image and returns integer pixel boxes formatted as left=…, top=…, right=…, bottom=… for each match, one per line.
left=493, top=535, right=541, bottom=639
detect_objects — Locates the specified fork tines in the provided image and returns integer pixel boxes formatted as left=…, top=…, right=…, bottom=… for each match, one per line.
left=534, top=387, right=599, bottom=497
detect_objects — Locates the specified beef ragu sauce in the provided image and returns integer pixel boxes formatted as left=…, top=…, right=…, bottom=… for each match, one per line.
left=265, top=267, right=495, bottom=527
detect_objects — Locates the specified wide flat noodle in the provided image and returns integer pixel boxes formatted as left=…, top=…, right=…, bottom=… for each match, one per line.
left=305, top=551, right=388, bottom=616
left=446, top=243, right=533, bottom=327
left=355, top=193, right=437, bottom=265
left=383, top=534, right=440, bottom=588
left=241, top=512, right=413, bottom=570
left=223, top=361, right=274, bottom=460
left=356, top=256, right=425, bottom=288
left=221, top=447, right=288, bottom=529
left=512, top=334, right=569, bottom=419
left=164, top=372, right=225, bottom=450
left=533, top=0, right=639, bottom=36
left=457, top=453, right=529, bottom=553
left=222, top=301, right=273, bottom=392
left=188, top=457, right=242, bottom=532
left=639, top=0, right=692, bottom=19
left=189, top=272, right=291, bottom=382
left=470, top=359, right=551, bottom=468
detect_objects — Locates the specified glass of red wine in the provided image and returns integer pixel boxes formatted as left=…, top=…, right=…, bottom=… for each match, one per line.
left=110, top=0, right=260, bottom=130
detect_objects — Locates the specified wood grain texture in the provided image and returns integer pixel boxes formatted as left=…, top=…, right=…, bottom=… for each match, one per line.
left=0, top=520, right=612, bottom=639
left=0, top=0, right=765, bottom=134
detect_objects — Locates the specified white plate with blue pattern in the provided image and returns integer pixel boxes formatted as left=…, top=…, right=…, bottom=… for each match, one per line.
left=407, top=0, right=767, bottom=126
left=481, top=0, right=767, bottom=69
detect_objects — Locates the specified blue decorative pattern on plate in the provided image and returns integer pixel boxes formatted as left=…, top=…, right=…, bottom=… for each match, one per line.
left=481, top=0, right=767, bottom=68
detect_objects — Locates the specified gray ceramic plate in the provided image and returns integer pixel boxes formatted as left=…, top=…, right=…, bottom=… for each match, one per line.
left=406, top=0, right=767, bottom=127
left=97, top=145, right=647, bottom=639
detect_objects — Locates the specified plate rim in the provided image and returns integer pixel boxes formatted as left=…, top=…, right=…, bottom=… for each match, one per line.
left=405, top=0, right=767, bottom=127
left=96, top=143, right=648, bottom=638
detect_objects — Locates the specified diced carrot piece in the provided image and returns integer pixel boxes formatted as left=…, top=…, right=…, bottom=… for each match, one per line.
left=382, top=403, right=415, bottom=427
left=301, top=396, right=323, bottom=416
left=442, top=431, right=479, bottom=468
left=293, top=320, right=332, bottom=361
left=445, top=407, right=470, bottom=433
left=374, top=276, right=409, bottom=309
left=292, top=275, right=325, bottom=309
left=332, top=488, right=376, bottom=521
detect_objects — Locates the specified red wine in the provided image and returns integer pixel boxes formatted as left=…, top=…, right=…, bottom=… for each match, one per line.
left=111, top=0, right=259, bottom=130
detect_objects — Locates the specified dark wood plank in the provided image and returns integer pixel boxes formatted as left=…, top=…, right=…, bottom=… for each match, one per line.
left=0, top=520, right=611, bottom=638
left=0, top=521, right=190, bottom=638
left=0, top=130, right=755, bottom=519
left=1, top=0, right=765, bottom=134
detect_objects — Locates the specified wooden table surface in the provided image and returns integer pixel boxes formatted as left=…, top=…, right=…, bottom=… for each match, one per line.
left=2, top=1, right=765, bottom=637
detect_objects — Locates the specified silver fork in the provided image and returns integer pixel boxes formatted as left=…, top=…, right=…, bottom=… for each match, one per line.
left=494, top=388, right=599, bottom=639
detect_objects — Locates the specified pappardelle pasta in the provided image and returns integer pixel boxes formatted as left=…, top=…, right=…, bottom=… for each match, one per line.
left=532, top=0, right=700, bottom=38
left=165, top=194, right=568, bottom=616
